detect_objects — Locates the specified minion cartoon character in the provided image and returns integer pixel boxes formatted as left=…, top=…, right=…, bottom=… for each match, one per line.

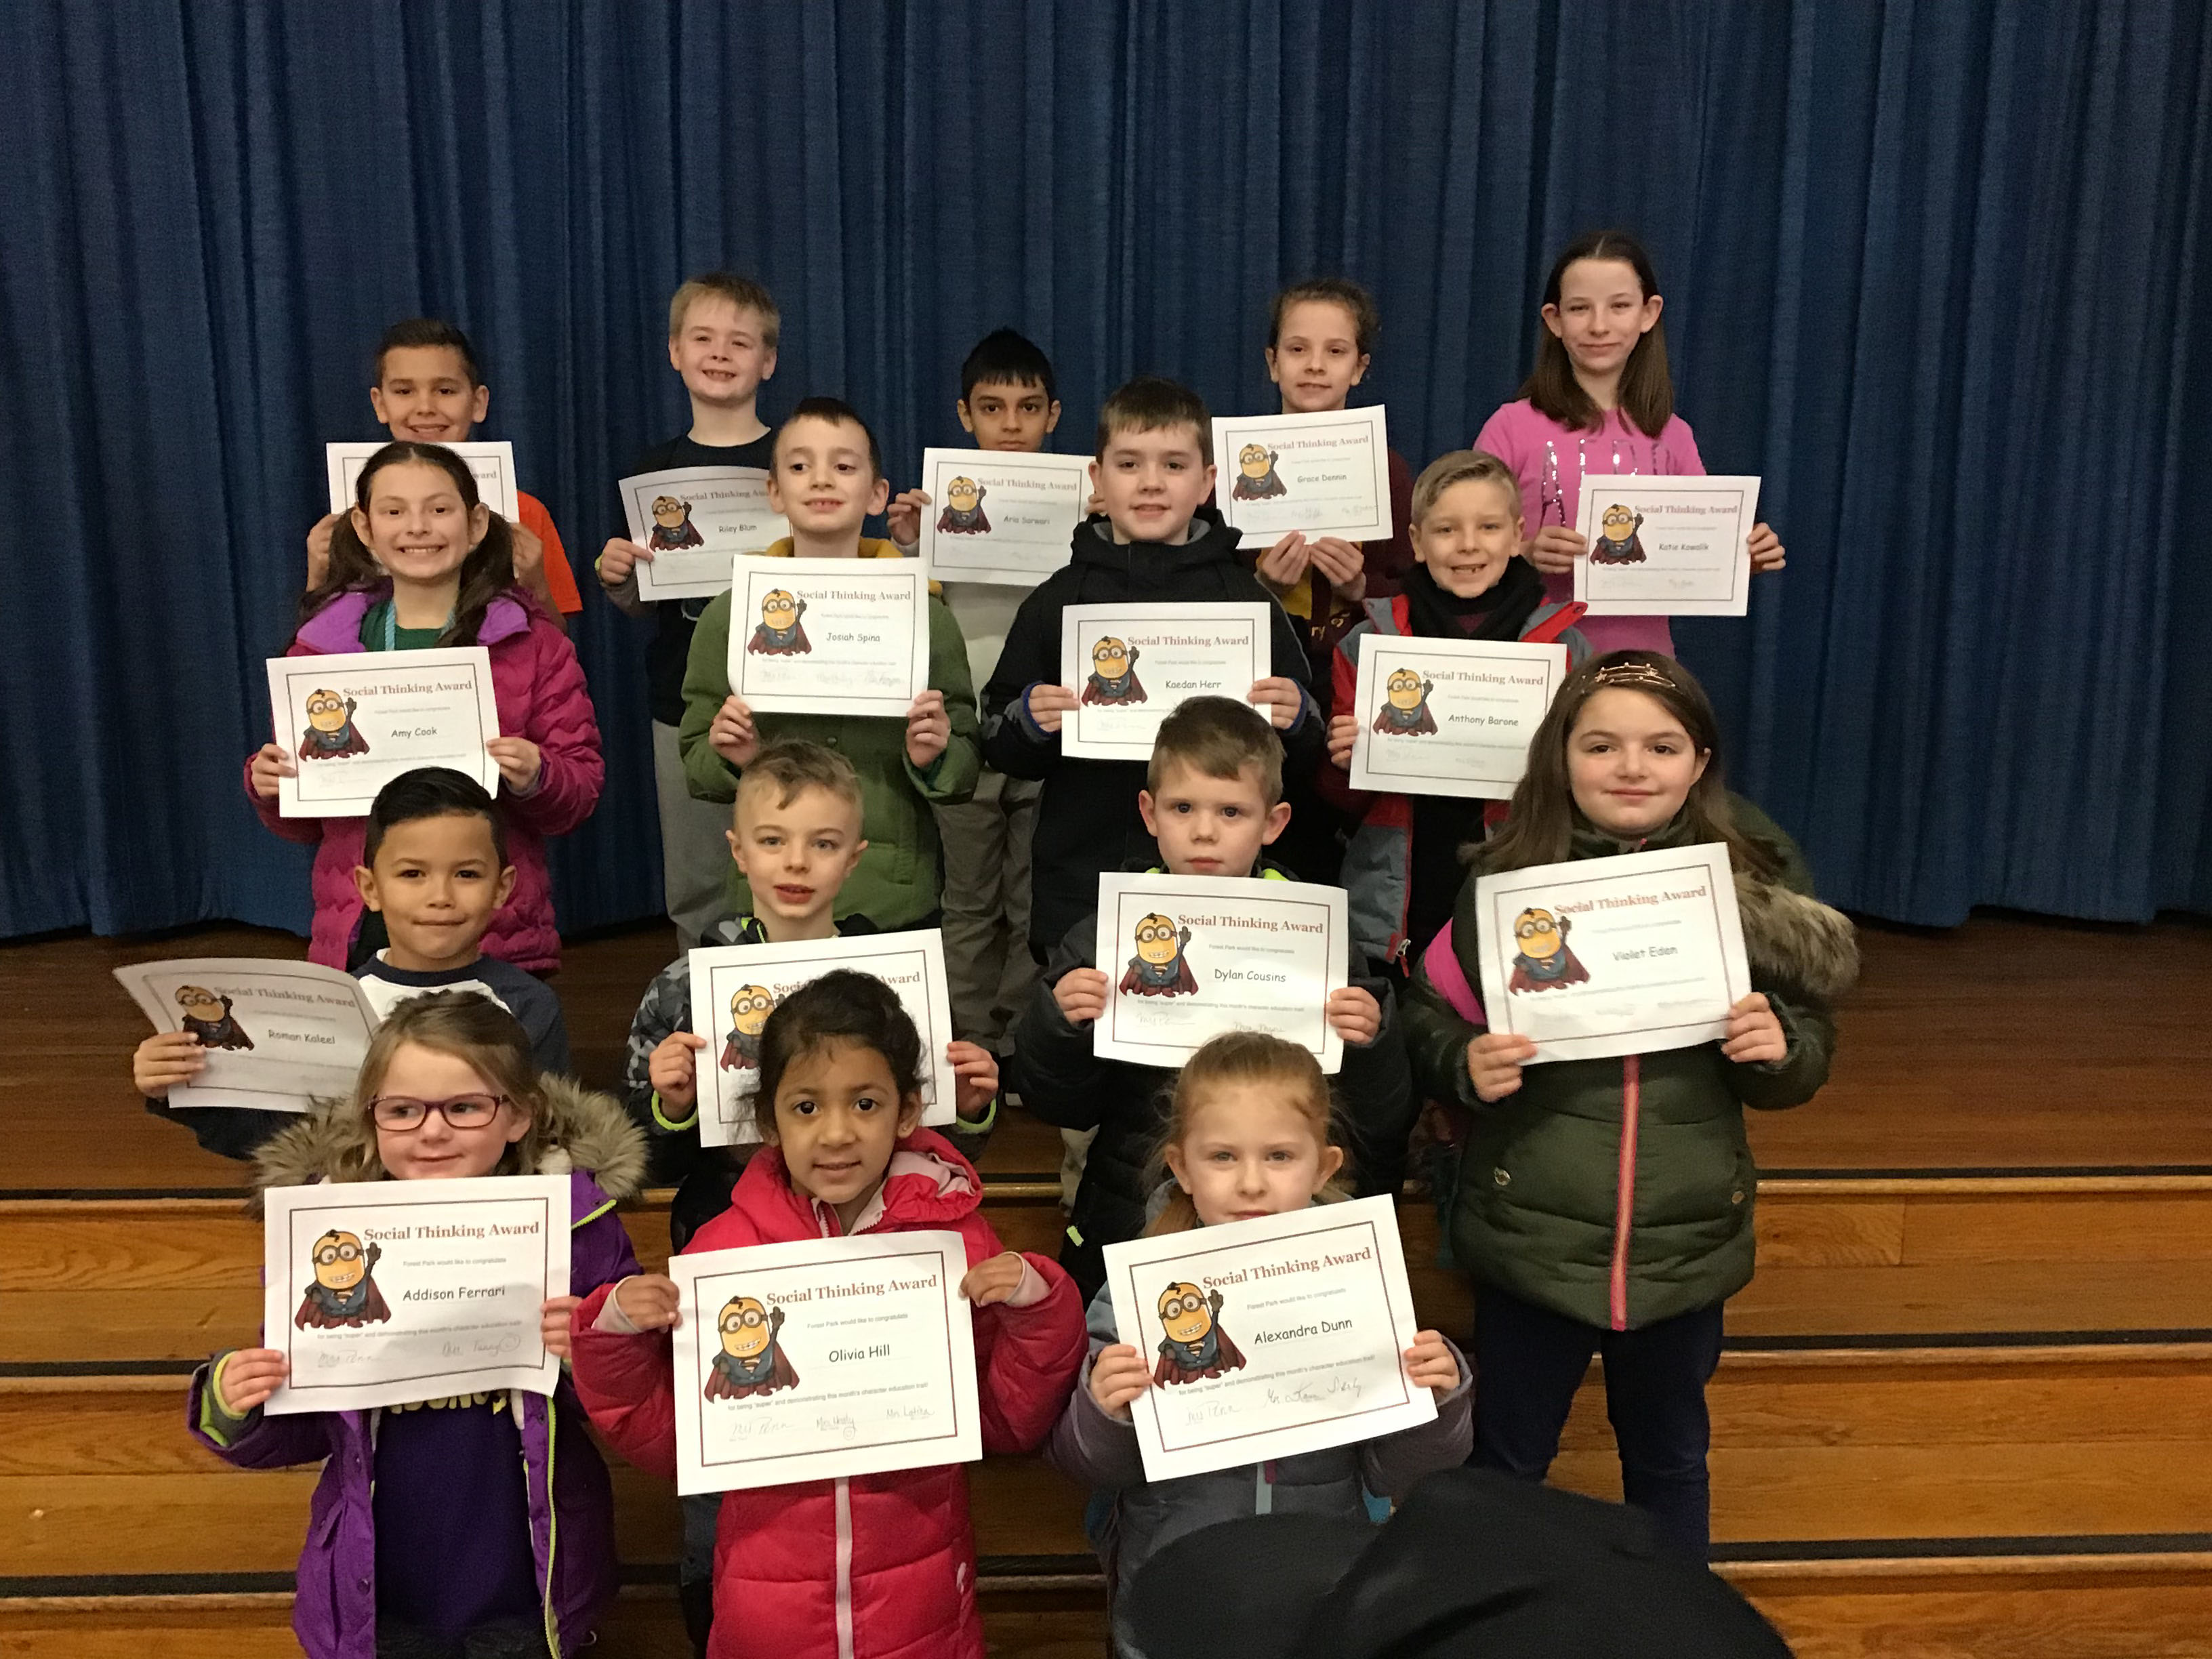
left=1590, top=504, right=1647, bottom=565
left=1231, top=443, right=1288, bottom=501
left=1372, top=667, right=1439, bottom=735
left=1080, top=637, right=1147, bottom=705
left=1152, top=1281, right=1246, bottom=1385
left=1119, top=913, right=1197, bottom=998
left=703, top=1294, right=801, bottom=1400
left=934, top=476, right=991, bottom=535
left=720, top=985, right=776, bottom=1071
left=298, top=689, right=371, bottom=760
left=647, top=495, right=708, bottom=552
left=1507, top=907, right=1591, bottom=994
left=293, top=1230, right=392, bottom=1330
left=173, top=985, right=254, bottom=1050
left=747, top=590, right=811, bottom=655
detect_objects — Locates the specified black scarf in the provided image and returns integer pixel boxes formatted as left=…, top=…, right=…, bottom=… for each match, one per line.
left=1400, top=556, right=1544, bottom=643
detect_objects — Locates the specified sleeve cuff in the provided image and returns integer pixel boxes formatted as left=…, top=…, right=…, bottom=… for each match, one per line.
left=199, top=1353, right=255, bottom=1447
left=954, top=1094, right=999, bottom=1134
left=1006, top=1258, right=1052, bottom=1309
left=593, top=1282, right=647, bottom=1334
left=650, top=1090, right=699, bottom=1132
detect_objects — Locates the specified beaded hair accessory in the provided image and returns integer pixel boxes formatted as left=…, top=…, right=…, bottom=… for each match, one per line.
left=1591, top=660, right=1677, bottom=693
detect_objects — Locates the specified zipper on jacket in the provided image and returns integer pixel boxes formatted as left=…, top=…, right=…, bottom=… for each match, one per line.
left=834, top=1475, right=857, bottom=1659
left=537, top=1391, right=562, bottom=1658
left=1610, top=1054, right=1641, bottom=1332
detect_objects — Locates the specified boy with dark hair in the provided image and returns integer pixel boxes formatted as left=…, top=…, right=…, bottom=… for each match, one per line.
left=307, top=319, right=582, bottom=626
left=980, top=376, right=1324, bottom=962
left=596, top=272, right=783, bottom=949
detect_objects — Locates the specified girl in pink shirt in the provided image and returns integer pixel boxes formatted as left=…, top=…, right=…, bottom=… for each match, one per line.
left=1475, top=231, right=1785, bottom=655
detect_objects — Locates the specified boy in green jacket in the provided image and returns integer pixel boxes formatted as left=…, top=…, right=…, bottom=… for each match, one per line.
left=678, top=397, right=980, bottom=928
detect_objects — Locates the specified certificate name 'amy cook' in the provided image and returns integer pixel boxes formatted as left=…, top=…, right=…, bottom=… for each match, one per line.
left=261, top=1173, right=571, bottom=1415
left=726, top=554, right=932, bottom=718
left=1103, top=1195, right=1432, bottom=1482
left=1572, top=474, right=1761, bottom=617
left=1473, top=842, right=1751, bottom=1065
left=1093, top=872, right=1348, bottom=1074
left=670, top=1231, right=981, bottom=1495
left=327, top=441, right=518, bottom=523
left=1059, top=602, right=1272, bottom=762
left=689, top=931, right=960, bottom=1149
left=1210, top=405, right=1393, bottom=543
left=917, top=448, right=1091, bottom=587
left=619, top=465, right=791, bottom=601
left=1347, top=632, right=1570, bottom=800
left=112, top=957, right=380, bottom=1113
left=267, top=647, right=501, bottom=818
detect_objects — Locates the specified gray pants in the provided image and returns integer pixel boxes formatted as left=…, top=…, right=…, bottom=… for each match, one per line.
left=654, top=719, right=734, bottom=951
left=934, top=771, right=1041, bottom=1049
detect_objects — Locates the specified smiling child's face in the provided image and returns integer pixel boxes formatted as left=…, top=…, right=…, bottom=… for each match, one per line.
left=1412, top=476, right=1522, bottom=600
left=371, top=1041, right=530, bottom=1181
left=668, top=295, right=777, bottom=409
left=1266, top=299, right=1369, bottom=414
left=765, top=415, right=889, bottom=538
left=349, top=459, right=488, bottom=588
left=369, top=345, right=489, bottom=444
left=354, top=811, right=514, bottom=974
left=1091, top=424, right=1215, bottom=544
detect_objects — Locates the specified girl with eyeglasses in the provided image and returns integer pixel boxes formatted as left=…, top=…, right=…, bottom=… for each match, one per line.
left=186, top=991, right=647, bottom=1659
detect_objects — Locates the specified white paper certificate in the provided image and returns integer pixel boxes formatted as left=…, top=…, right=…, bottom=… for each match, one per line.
left=113, top=958, right=380, bottom=1113
left=1572, top=475, right=1761, bottom=617
left=916, top=448, right=1090, bottom=586
left=1101, top=1195, right=1431, bottom=1482
left=327, top=441, right=518, bottom=523
left=726, top=555, right=931, bottom=717
left=1346, top=632, right=1569, bottom=800
left=1473, top=844, right=1751, bottom=1064
left=261, top=1174, right=570, bottom=1414
left=1092, top=873, right=1347, bottom=1073
left=1210, top=406, right=1392, bottom=542
left=689, top=931, right=960, bottom=1148
left=1059, top=602, right=1272, bottom=762
left=619, top=466, right=791, bottom=601
left=266, top=647, right=501, bottom=818
left=670, top=1231, right=980, bottom=1494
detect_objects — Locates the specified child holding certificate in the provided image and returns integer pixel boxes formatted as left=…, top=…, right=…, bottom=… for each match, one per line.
left=678, top=399, right=981, bottom=931
left=1473, top=231, right=1785, bottom=655
left=1008, top=697, right=1412, bottom=1303
left=1401, top=653, right=1858, bottom=1558
left=573, top=972, right=1086, bottom=1659
left=1319, top=451, right=1592, bottom=974
left=186, top=991, right=647, bottom=1659
left=248, top=443, right=604, bottom=973
left=1047, top=1031, right=1471, bottom=1658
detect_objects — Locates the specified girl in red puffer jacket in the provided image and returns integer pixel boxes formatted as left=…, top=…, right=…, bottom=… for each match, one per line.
left=571, top=970, right=1087, bottom=1659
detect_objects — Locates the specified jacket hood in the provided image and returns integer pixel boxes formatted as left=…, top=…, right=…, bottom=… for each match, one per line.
left=730, top=1124, right=984, bottom=1236
left=295, top=586, right=533, bottom=654
left=760, top=535, right=941, bottom=595
left=1069, top=513, right=1244, bottom=575
left=247, top=1074, right=649, bottom=1210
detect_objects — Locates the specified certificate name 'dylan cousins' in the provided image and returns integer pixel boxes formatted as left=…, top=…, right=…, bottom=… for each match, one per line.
left=1346, top=632, right=1571, bottom=800
left=916, top=448, right=1092, bottom=587
left=266, top=647, right=502, bottom=818
left=1059, top=602, right=1273, bottom=762
left=112, top=958, right=381, bottom=1113
left=670, top=1231, right=981, bottom=1494
left=261, top=1173, right=570, bottom=1415
left=1473, top=843, right=1752, bottom=1065
left=327, top=441, right=518, bottom=523
left=689, top=932, right=960, bottom=1149
left=1572, top=474, right=1762, bottom=617
left=1101, top=1196, right=1432, bottom=1482
left=1210, top=406, right=1393, bottom=543
left=726, top=554, right=933, bottom=718
left=1092, top=873, right=1349, bottom=1074
left=618, top=466, right=792, bottom=601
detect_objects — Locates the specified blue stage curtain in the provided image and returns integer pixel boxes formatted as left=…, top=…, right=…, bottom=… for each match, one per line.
left=3, top=1, right=2207, bottom=939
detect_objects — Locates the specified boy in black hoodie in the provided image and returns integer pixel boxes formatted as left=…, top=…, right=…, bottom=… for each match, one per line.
left=981, top=377, right=1324, bottom=961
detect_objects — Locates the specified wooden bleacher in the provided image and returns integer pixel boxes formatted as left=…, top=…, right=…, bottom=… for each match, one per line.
left=5, top=914, right=2211, bottom=1657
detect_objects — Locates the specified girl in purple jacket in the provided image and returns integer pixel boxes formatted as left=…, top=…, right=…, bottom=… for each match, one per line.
left=188, top=992, right=646, bottom=1659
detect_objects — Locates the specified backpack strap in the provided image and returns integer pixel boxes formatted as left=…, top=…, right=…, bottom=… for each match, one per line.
left=1521, top=600, right=1587, bottom=646
left=1421, top=922, right=1487, bottom=1027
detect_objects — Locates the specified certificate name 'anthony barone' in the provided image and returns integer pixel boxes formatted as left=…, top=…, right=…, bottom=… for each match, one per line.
left=261, top=1173, right=570, bottom=1415
left=267, top=647, right=501, bottom=818
left=1059, top=601, right=1272, bottom=762
left=670, top=1230, right=980, bottom=1494
left=689, top=931, right=960, bottom=1149
left=1092, top=872, right=1348, bottom=1074
left=618, top=465, right=791, bottom=601
left=114, top=957, right=380, bottom=1113
left=916, top=447, right=1091, bottom=587
left=1347, top=632, right=1570, bottom=800
left=327, top=441, right=518, bottom=524
left=1210, top=405, right=1393, bottom=543
left=1103, top=1195, right=1431, bottom=1482
left=726, top=554, right=932, bottom=718
left=1572, top=474, right=1761, bottom=617
left=1473, top=842, right=1752, bottom=1065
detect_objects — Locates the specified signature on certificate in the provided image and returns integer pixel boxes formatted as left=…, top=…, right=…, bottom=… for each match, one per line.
left=1265, top=1372, right=1366, bottom=1409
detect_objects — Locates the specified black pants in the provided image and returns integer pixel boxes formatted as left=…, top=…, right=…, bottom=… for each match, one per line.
left=1470, top=1282, right=1724, bottom=1559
